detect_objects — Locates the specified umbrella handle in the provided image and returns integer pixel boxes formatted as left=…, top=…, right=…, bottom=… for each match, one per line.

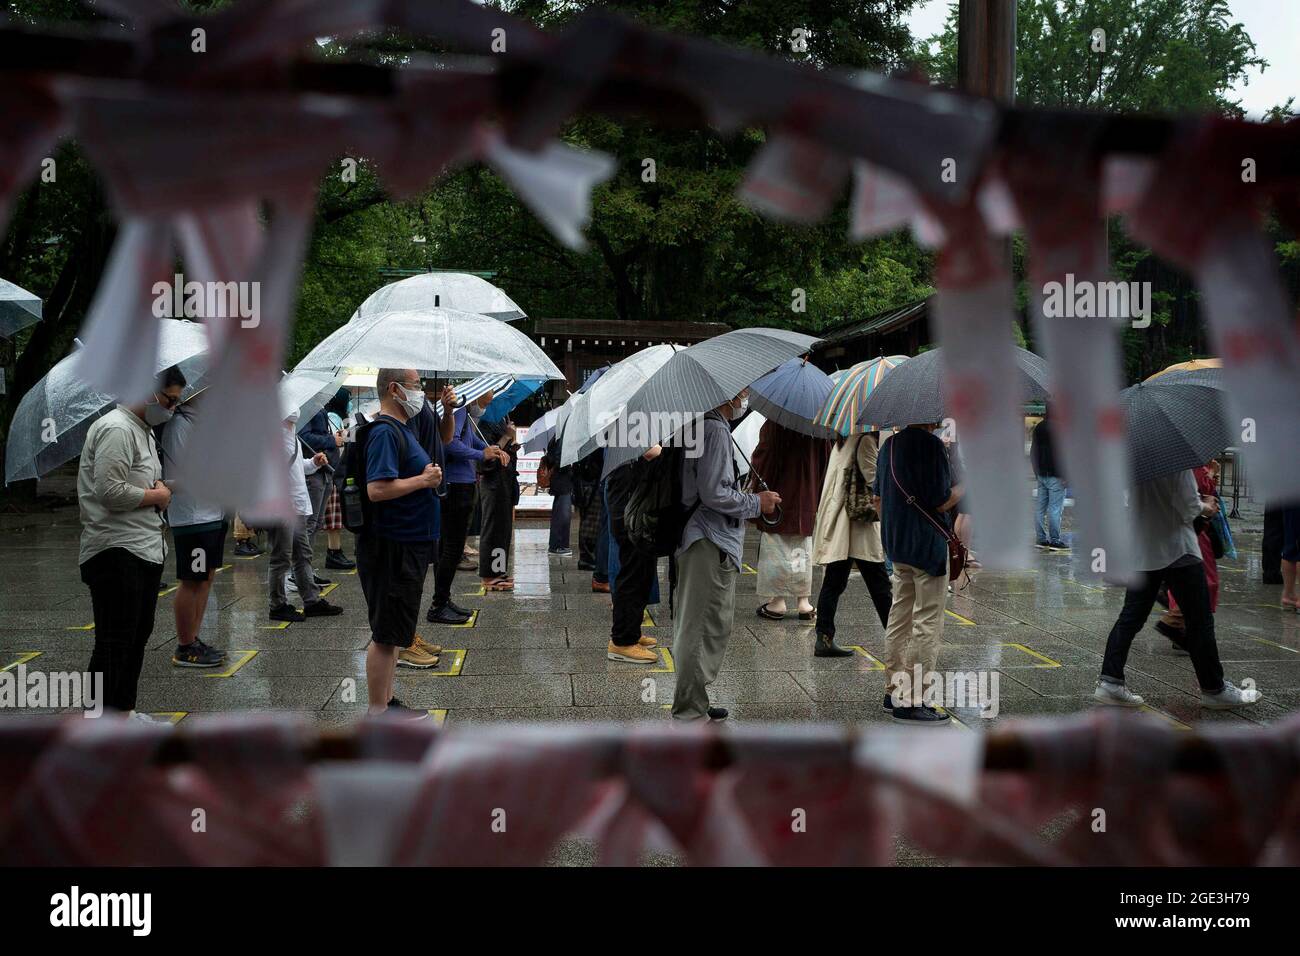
left=753, top=474, right=782, bottom=526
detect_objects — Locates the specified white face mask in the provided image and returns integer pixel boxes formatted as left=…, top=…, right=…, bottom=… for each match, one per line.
left=468, top=403, right=487, bottom=420
left=144, top=394, right=174, bottom=427
left=393, top=383, right=425, bottom=417
left=729, top=396, right=749, bottom=421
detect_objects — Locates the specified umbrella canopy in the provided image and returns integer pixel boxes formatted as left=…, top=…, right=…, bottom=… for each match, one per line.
left=560, top=344, right=679, bottom=467
left=858, top=346, right=1050, bottom=430
left=294, top=308, right=561, bottom=382
left=0, top=278, right=41, bottom=337
left=1144, top=357, right=1221, bottom=381
left=353, top=272, right=526, bottom=322
left=576, top=365, right=609, bottom=394
left=1122, top=368, right=1230, bottom=483
left=482, top=377, right=545, bottom=423
left=6, top=320, right=210, bottom=484
left=602, top=328, right=820, bottom=475
left=748, top=357, right=836, bottom=439
left=523, top=405, right=565, bottom=455
left=280, top=370, right=345, bottom=423
left=432, top=372, right=514, bottom=419
left=815, top=355, right=909, bottom=436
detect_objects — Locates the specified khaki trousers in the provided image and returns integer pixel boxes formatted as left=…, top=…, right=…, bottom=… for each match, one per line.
left=670, top=538, right=737, bottom=720
left=883, top=561, right=948, bottom=707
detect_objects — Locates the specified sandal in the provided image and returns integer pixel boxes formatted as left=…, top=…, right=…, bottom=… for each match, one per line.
left=798, top=609, right=817, bottom=622
left=756, top=603, right=785, bottom=620
left=482, top=578, right=514, bottom=592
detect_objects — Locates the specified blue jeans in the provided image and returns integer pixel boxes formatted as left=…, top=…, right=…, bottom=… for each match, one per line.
left=1035, top=476, right=1066, bottom=545
left=548, top=493, right=572, bottom=551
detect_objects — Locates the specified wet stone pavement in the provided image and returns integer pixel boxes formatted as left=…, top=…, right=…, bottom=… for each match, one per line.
left=2, top=505, right=1298, bottom=732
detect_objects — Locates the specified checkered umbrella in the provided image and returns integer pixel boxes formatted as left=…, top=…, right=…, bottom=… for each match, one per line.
left=1122, top=368, right=1230, bottom=483
left=813, top=355, right=908, bottom=436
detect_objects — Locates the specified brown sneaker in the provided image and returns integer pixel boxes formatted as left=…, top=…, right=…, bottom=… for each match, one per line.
left=607, top=640, right=658, bottom=664
left=413, top=634, right=442, bottom=655
left=638, top=635, right=658, bottom=648
left=592, top=580, right=610, bottom=594
left=398, top=640, right=439, bottom=669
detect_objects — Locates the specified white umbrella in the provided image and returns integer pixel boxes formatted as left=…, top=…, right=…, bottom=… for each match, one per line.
left=0, top=278, right=41, bottom=337
left=353, top=273, right=526, bottom=323
left=5, top=320, right=209, bottom=484
left=523, top=405, right=564, bottom=455
left=279, top=369, right=345, bottom=423
left=559, top=344, right=679, bottom=466
left=294, top=308, right=561, bottom=382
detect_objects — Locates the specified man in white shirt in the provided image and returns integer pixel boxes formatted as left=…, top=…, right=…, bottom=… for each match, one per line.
left=1095, top=469, right=1258, bottom=710
left=268, top=410, right=344, bottom=622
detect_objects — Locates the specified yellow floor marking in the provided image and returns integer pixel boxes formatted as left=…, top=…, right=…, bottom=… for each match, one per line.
left=1138, top=705, right=1191, bottom=731
left=462, top=586, right=487, bottom=596
left=649, top=648, right=675, bottom=673
left=319, top=582, right=339, bottom=597
left=944, top=709, right=973, bottom=731
left=427, top=649, right=466, bottom=676
left=448, top=609, right=479, bottom=628
left=340, top=569, right=358, bottom=575
left=65, top=623, right=95, bottom=631
left=158, top=585, right=179, bottom=598
left=258, top=620, right=291, bottom=630
left=234, top=554, right=261, bottom=561
left=1, top=651, right=42, bottom=672
left=202, top=649, right=258, bottom=678
left=642, top=609, right=655, bottom=627
left=427, top=709, right=447, bottom=725
left=944, top=609, right=977, bottom=626
left=998, top=642, right=1063, bottom=668
left=741, top=564, right=757, bottom=574
left=212, top=564, right=233, bottom=574
left=845, top=646, right=885, bottom=670
left=150, top=712, right=188, bottom=724
left=1250, top=637, right=1299, bottom=654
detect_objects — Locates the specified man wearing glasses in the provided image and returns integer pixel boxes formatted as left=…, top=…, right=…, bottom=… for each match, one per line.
left=77, top=366, right=186, bottom=720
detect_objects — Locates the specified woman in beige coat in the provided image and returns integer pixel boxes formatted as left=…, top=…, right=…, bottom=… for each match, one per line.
left=811, top=432, right=893, bottom=657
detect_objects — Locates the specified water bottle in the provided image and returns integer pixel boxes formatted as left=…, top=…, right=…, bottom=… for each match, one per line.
left=342, top=477, right=365, bottom=528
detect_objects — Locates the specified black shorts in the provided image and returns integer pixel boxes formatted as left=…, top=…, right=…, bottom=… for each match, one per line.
left=356, top=533, right=434, bottom=648
left=173, top=523, right=228, bottom=581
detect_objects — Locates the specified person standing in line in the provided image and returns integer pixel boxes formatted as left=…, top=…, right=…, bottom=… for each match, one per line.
left=426, top=392, right=506, bottom=624
left=604, top=448, right=663, bottom=664
left=543, top=437, right=574, bottom=556
left=751, top=419, right=828, bottom=623
left=477, top=414, right=519, bottom=590
left=1094, top=468, right=1258, bottom=709
left=297, top=396, right=344, bottom=586
left=1157, top=461, right=1224, bottom=645
left=671, top=392, right=781, bottom=721
left=160, top=389, right=228, bottom=668
left=574, top=448, right=604, bottom=573
left=318, top=389, right=357, bottom=571
left=874, top=423, right=962, bottom=726
left=267, top=408, right=344, bottom=622
left=77, top=367, right=185, bottom=718
left=1280, top=503, right=1300, bottom=612
left=358, top=368, right=444, bottom=719
left=232, top=514, right=262, bottom=557
left=1030, top=406, right=1068, bottom=551
left=811, top=431, right=892, bottom=657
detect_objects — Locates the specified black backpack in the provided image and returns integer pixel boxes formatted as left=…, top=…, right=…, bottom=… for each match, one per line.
left=341, top=414, right=409, bottom=533
left=623, top=446, right=699, bottom=557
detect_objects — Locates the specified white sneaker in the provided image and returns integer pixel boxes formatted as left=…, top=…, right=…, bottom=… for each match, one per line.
left=285, top=572, right=298, bottom=594
left=1201, top=682, right=1260, bottom=710
left=127, top=710, right=165, bottom=724
left=1093, top=680, right=1145, bottom=707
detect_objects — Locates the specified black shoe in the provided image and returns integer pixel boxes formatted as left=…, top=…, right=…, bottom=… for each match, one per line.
left=577, top=560, right=595, bottom=571
left=303, top=598, right=344, bottom=617
left=813, top=633, right=854, bottom=658
left=234, top=541, right=262, bottom=557
left=1263, top=573, right=1284, bottom=585
left=426, top=604, right=472, bottom=625
left=883, top=693, right=894, bottom=712
left=313, top=572, right=331, bottom=586
left=445, top=600, right=472, bottom=617
left=707, top=706, right=729, bottom=721
left=325, top=549, right=356, bottom=570
left=269, top=603, right=305, bottom=623
left=891, top=705, right=951, bottom=726
left=385, top=698, right=430, bottom=721
left=548, top=547, right=574, bottom=556
left=172, top=639, right=226, bottom=668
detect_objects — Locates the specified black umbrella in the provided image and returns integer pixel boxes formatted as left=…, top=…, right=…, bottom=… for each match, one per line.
left=601, top=327, right=820, bottom=475
left=1121, top=368, right=1230, bottom=483
left=858, top=346, right=1051, bottom=429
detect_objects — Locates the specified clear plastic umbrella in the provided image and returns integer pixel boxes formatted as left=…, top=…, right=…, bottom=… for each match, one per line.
left=5, top=320, right=210, bottom=484
left=352, top=273, right=526, bottom=323
left=294, top=308, right=561, bottom=382
left=279, top=369, right=345, bottom=423
left=0, top=278, right=41, bottom=337
left=559, top=344, right=679, bottom=466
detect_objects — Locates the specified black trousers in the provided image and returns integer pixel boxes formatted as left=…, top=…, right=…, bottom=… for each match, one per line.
left=611, top=526, right=657, bottom=646
left=431, top=482, right=477, bottom=609
left=815, top=558, right=892, bottom=638
left=1262, top=505, right=1283, bottom=583
left=80, top=548, right=164, bottom=713
left=1101, top=562, right=1225, bottom=692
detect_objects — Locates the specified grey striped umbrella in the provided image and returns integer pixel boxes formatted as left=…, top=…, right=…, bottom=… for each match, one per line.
left=858, top=346, right=1051, bottom=429
left=1122, top=368, right=1230, bottom=483
left=601, top=327, right=820, bottom=474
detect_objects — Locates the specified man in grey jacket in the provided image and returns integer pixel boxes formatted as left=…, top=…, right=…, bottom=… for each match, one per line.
left=670, top=391, right=780, bottom=721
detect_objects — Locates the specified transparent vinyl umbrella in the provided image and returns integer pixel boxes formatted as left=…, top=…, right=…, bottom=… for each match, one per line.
left=559, top=344, right=679, bottom=467
left=0, top=278, right=41, bottom=337
left=352, top=273, right=526, bottom=323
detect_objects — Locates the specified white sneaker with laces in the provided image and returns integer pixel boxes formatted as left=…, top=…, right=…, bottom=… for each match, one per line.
left=1093, top=680, right=1145, bottom=707
left=1201, top=682, right=1260, bottom=709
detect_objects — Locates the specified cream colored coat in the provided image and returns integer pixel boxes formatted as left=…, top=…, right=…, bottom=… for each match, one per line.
left=812, top=433, right=884, bottom=565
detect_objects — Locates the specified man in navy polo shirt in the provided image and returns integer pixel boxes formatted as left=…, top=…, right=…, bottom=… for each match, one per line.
left=359, top=368, right=443, bottom=720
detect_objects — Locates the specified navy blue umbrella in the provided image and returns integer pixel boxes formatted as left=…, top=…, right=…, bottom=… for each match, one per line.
left=748, top=356, right=836, bottom=439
